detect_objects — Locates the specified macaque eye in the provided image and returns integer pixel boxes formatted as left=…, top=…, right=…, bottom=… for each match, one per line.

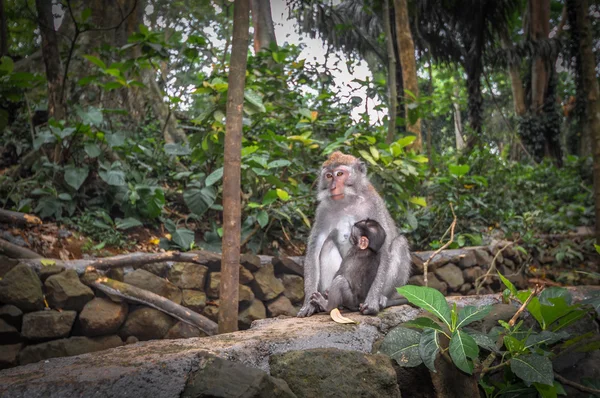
left=325, top=173, right=333, bottom=179
left=336, top=171, right=344, bottom=177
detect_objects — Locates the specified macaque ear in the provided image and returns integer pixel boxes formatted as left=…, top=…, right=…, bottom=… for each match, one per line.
left=358, top=236, right=369, bottom=250
left=357, top=160, right=367, bottom=174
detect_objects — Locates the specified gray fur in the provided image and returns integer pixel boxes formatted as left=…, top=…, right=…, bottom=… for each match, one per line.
left=297, top=158, right=411, bottom=317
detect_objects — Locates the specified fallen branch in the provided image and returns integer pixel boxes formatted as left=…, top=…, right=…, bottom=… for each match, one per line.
left=0, top=209, right=42, bottom=226
left=528, top=278, right=562, bottom=287
left=509, top=285, right=541, bottom=327
left=85, top=274, right=218, bottom=336
left=554, top=372, right=600, bottom=395
left=422, top=204, right=456, bottom=286
left=0, top=238, right=43, bottom=259
left=20, top=250, right=221, bottom=275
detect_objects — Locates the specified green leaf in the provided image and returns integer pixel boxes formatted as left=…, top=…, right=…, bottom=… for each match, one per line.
left=83, top=55, right=107, bottom=69
left=257, top=210, right=268, bottom=228
left=115, top=217, right=143, bottom=230
left=171, top=228, right=195, bottom=250
left=456, top=305, right=492, bottom=328
left=379, top=326, right=423, bottom=367
left=510, top=354, right=554, bottom=386
left=276, top=189, right=289, bottom=201
left=397, top=285, right=452, bottom=328
left=205, top=167, right=223, bottom=186
left=525, top=331, right=569, bottom=348
left=244, top=89, right=266, bottom=113
left=396, top=136, right=416, bottom=148
left=465, top=330, right=497, bottom=352
left=504, top=335, right=525, bottom=353
left=409, top=197, right=427, bottom=207
left=358, top=149, right=377, bottom=165
left=448, top=164, right=470, bottom=177
left=99, top=170, right=126, bottom=186
left=0, top=56, right=15, bottom=74
left=164, top=143, right=192, bottom=156
left=403, top=317, right=445, bottom=333
left=516, top=291, right=545, bottom=328
left=449, top=329, right=479, bottom=374
left=84, top=142, right=101, bottom=158
left=369, top=146, right=380, bottom=161
left=241, top=145, right=259, bottom=157
left=184, top=186, right=217, bottom=216
left=262, top=190, right=278, bottom=205
left=534, top=381, right=564, bottom=398
left=64, top=166, right=89, bottom=191
left=267, top=159, right=292, bottom=169
left=539, top=288, right=572, bottom=306
left=419, top=329, right=441, bottom=372
left=105, top=132, right=125, bottom=148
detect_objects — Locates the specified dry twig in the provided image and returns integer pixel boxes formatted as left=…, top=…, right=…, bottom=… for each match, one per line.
left=554, top=372, right=600, bottom=395
left=474, top=241, right=517, bottom=294
left=422, top=204, right=456, bottom=286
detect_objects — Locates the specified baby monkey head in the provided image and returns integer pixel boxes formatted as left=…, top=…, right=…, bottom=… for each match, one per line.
left=350, top=219, right=386, bottom=252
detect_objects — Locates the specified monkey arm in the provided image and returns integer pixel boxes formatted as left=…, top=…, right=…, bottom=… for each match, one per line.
left=297, top=221, right=327, bottom=317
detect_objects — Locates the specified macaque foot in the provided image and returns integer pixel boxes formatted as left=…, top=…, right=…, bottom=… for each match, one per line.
left=297, top=302, right=317, bottom=317
left=360, top=298, right=380, bottom=315
left=310, top=292, right=328, bottom=312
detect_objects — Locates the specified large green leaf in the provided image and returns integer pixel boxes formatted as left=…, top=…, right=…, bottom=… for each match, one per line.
left=115, top=217, right=143, bottom=230
left=397, top=285, right=452, bottom=328
left=510, top=354, right=554, bottom=386
left=448, top=164, right=470, bottom=177
left=244, top=89, right=266, bottom=113
left=379, top=326, right=423, bottom=367
left=205, top=167, right=223, bottom=187
left=64, top=166, right=89, bottom=191
left=171, top=228, right=195, bottom=250
left=539, top=287, right=572, bottom=306
left=99, top=169, right=126, bottom=186
left=449, top=330, right=479, bottom=375
left=525, top=331, right=569, bottom=348
left=465, top=330, right=497, bottom=352
left=456, top=305, right=492, bottom=328
left=184, top=186, right=217, bottom=216
left=498, top=272, right=518, bottom=296
left=403, top=317, right=445, bottom=333
left=419, top=329, right=441, bottom=372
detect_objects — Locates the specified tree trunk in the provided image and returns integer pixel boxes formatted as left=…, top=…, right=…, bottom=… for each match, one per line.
left=500, top=33, right=526, bottom=117
left=393, top=0, right=422, bottom=151
left=35, top=0, right=66, bottom=121
left=251, top=0, right=276, bottom=52
left=567, top=0, right=600, bottom=242
left=219, top=0, right=250, bottom=334
left=383, top=0, right=397, bottom=144
left=0, top=0, right=7, bottom=56
left=529, top=0, right=550, bottom=114
left=453, top=87, right=466, bottom=150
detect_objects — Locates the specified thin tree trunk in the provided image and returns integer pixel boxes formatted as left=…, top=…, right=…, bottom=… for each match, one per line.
left=500, top=32, right=527, bottom=116
left=567, top=0, right=600, bottom=242
left=393, top=0, right=422, bottom=151
left=0, top=0, right=7, bottom=56
left=35, top=0, right=65, bottom=121
left=251, top=0, right=276, bottom=52
left=383, top=0, right=397, bottom=144
left=529, top=0, right=551, bottom=114
left=219, top=0, right=250, bottom=334
left=453, top=87, right=466, bottom=150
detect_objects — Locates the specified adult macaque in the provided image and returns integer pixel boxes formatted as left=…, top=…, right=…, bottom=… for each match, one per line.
left=297, top=152, right=411, bottom=317
left=310, top=219, right=386, bottom=313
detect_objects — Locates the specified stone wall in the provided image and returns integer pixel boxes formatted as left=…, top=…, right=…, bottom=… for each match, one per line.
left=0, top=241, right=529, bottom=370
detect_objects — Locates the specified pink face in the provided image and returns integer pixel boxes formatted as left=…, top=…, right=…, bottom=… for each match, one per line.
left=325, top=167, right=349, bottom=200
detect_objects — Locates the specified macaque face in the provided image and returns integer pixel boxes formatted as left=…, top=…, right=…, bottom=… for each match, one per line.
left=324, top=166, right=350, bottom=200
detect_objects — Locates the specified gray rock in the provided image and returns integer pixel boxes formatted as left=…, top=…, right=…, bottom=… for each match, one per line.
left=267, top=296, right=297, bottom=318
left=251, top=263, right=284, bottom=301
left=136, top=262, right=169, bottom=277
left=167, top=263, right=208, bottom=290
left=0, top=256, right=19, bottom=278
left=106, top=267, right=125, bottom=281
left=505, top=271, right=528, bottom=290
left=239, top=265, right=254, bottom=284
left=504, top=258, right=515, bottom=268
left=0, top=343, right=22, bottom=369
left=182, top=289, right=207, bottom=312
left=125, top=336, right=139, bottom=345
left=239, top=284, right=255, bottom=303
left=21, top=310, right=77, bottom=340
left=207, top=272, right=221, bottom=298
left=458, top=251, right=477, bottom=268
left=408, top=273, right=448, bottom=295
left=79, top=297, right=128, bottom=337
left=18, top=335, right=123, bottom=365
left=270, top=348, right=400, bottom=398
left=272, top=257, right=303, bottom=276
left=182, top=355, right=296, bottom=398
left=473, top=249, right=492, bottom=267
left=238, top=299, right=266, bottom=329
left=124, top=269, right=182, bottom=304
left=435, top=264, right=465, bottom=290
left=164, top=321, right=207, bottom=340
left=119, top=307, right=176, bottom=341
left=38, top=265, right=65, bottom=281
left=0, top=264, right=44, bottom=312
left=44, top=269, right=94, bottom=311
left=0, top=304, right=23, bottom=330
left=203, top=302, right=219, bottom=322
left=240, top=253, right=262, bottom=272
left=462, top=266, right=484, bottom=284
left=281, top=275, right=304, bottom=304
left=0, top=318, right=20, bottom=343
